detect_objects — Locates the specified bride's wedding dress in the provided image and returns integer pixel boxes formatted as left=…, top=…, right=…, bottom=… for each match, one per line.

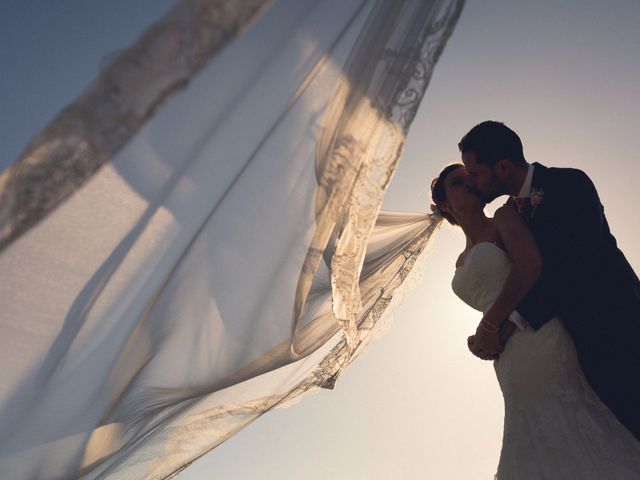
left=452, top=242, right=640, bottom=479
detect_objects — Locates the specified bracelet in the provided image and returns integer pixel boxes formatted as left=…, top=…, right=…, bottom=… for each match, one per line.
left=480, top=319, right=500, bottom=333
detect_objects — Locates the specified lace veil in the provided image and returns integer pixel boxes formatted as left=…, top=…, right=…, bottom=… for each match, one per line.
left=0, top=0, right=463, bottom=478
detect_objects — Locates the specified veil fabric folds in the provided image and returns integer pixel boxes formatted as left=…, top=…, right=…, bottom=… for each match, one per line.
left=0, top=0, right=463, bottom=478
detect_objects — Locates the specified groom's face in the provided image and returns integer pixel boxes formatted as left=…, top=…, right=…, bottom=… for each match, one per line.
left=461, top=152, right=503, bottom=202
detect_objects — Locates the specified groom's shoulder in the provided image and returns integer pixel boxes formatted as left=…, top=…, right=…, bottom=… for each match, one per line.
left=538, top=163, right=595, bottom=187
left=539, top=164, right=598, bottom=197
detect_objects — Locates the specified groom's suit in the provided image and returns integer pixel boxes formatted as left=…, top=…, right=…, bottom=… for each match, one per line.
left=511, top=162, right=640, bottom=441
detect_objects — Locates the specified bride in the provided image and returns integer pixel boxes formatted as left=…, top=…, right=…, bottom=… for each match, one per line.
left=430, top=164, right=640, bottom=478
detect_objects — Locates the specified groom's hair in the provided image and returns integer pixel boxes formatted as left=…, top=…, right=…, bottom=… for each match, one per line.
left=458, top=121, right=526, bottom=167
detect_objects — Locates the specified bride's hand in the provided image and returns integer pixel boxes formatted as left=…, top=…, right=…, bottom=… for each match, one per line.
left=468, top=323, right=503, bottom=360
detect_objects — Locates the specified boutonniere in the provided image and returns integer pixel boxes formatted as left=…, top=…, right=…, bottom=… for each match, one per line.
left=530, top=187, right=544, bottom=217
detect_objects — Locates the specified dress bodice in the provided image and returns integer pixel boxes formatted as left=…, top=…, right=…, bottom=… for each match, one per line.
left=451, top=242, right=512, bottom=314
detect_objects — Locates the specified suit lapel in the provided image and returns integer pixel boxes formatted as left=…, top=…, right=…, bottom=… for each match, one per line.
left=531, top=162, right=548, bottom=191
left=527, top=162, right=550, bottom=227
left=512, top=163, right=548, bottom=224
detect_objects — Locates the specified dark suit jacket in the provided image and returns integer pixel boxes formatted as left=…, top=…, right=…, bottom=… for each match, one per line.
left=513, top=162, right=640, bottom=440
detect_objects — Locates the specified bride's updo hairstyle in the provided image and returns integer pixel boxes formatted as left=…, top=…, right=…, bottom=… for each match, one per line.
left=430, top=163, right=465, bottom=226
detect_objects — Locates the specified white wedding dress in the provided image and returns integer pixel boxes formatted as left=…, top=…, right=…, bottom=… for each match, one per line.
left=452, top=242, right=640, bottom=479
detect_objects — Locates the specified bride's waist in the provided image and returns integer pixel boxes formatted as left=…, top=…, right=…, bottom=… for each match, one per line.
left=480, top=308, right=532, bottom=332
left=507, top=316, right=567, bottom=340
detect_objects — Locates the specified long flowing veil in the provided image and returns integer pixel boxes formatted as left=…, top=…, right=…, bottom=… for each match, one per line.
left=0, top=0, right=463, bottom=478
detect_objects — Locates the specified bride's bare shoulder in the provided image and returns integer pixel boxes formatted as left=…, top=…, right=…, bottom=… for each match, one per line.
left=493, top=204, right=521, bottom=224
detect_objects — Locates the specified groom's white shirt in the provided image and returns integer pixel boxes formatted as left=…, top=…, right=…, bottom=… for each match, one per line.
left=516, top=163, right=535, bottom=198
left=507, top=163, right=535, bottom=330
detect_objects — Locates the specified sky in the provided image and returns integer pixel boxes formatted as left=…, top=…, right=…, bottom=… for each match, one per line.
left=0, top=0, right=176, bottom=173
left=1, top=0, right=639, bottom=479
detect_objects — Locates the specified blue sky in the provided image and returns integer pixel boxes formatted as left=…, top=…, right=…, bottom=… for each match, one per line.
left=0, top=0, right=174, bottom=172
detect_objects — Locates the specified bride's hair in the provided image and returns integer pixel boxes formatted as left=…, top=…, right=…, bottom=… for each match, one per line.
left=430, top=163, right=465, bottom=226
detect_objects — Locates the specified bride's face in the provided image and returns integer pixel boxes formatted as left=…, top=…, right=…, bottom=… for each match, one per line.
left=442, top=167, right=485, bottom=219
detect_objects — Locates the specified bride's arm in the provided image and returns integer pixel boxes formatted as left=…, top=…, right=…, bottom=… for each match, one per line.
left=483, top=205, right=543, bottom=330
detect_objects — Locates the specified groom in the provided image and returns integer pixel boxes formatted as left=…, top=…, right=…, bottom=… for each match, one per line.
left=459, top=120, right=640, bottom=441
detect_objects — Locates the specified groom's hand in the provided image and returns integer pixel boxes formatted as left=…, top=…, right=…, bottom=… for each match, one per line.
left=467, top=322, right=503, bottom=360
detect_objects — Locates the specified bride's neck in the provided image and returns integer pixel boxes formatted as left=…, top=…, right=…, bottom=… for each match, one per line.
left=458, top=211, right=493, bottom=246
